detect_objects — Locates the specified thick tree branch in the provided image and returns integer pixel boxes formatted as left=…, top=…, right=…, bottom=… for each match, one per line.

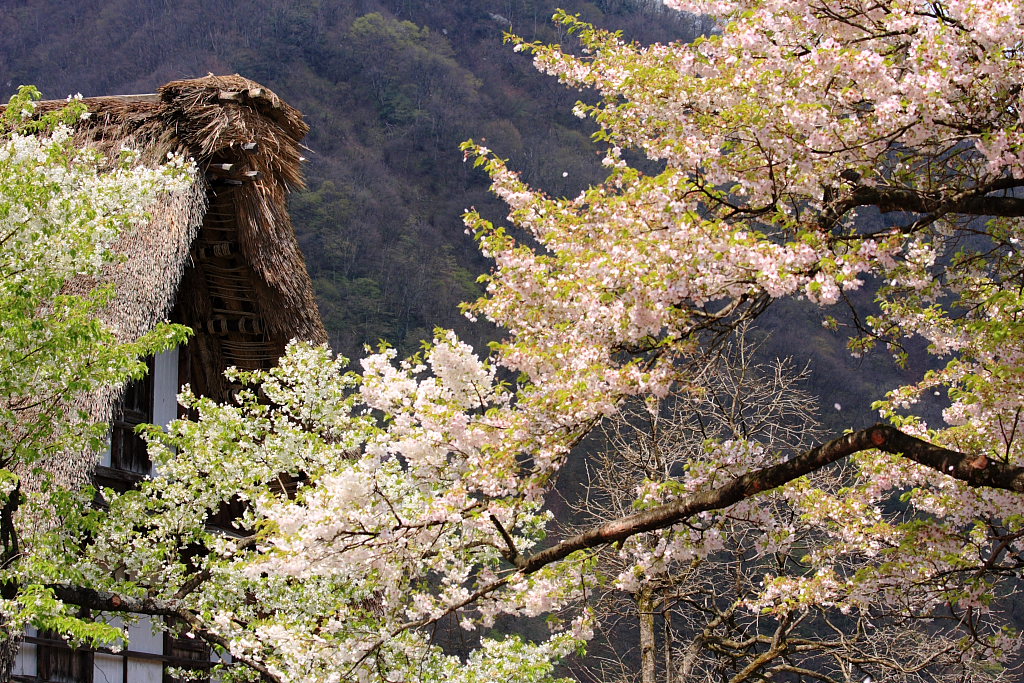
left=48, top=584, right=181, bottom=616
left=840, top=181, right=1024, bottom=217
left=519, top=425, right=1024, bottom=573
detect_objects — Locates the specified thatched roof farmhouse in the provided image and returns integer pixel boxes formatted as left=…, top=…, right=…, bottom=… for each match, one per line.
left=14, top=74, right=327, bottom=490
left=8, top=74, right=327, bottom=682
left=49, top=73, right=328, bottom=382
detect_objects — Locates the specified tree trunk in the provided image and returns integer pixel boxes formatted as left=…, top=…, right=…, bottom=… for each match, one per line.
left=637, top=585, right=657, bottom=683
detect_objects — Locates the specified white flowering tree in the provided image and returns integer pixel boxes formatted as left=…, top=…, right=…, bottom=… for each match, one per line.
left=9, top=1, right=1024, bottom=682
left=0, top=87, right=191, bottom=678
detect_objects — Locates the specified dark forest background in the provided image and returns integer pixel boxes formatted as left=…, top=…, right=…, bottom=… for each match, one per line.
left=0, top=0, right=913, bottom=431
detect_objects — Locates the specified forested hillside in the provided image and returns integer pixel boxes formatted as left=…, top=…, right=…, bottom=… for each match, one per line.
left=0, top=0, right=706, bottom=352
left=0, top=0, right=909, bottom=425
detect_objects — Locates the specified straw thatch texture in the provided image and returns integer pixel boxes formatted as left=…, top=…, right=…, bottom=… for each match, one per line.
left=6, top=74, right=327, bottom=489
left=158, top=75, right=322, bottom=344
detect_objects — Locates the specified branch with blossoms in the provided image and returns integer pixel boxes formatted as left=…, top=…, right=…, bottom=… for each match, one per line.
left=513, top=425, right=1024, bottom=573
left=17, top=417, right=1018, bottom=683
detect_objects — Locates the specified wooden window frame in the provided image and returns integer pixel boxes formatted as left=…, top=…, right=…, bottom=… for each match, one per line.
left=32, top=631, right=93, bottom=683
left=109, top=357, right=156, bottom=476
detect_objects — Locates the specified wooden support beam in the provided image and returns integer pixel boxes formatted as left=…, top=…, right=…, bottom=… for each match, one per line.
left=212, top=306, right=257, bottom=318
left=205, top=164, right=258, bottom=182
left=206, top=316, right=264, bottom=336
left=191, top=242, right=239, bottom=261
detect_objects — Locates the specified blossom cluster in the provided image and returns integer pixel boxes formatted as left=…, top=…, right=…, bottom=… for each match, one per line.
left=1, top=88, right=193, bottom=650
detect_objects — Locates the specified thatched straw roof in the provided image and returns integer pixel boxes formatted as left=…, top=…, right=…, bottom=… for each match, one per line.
left=7, top=74, right=327, bottom=488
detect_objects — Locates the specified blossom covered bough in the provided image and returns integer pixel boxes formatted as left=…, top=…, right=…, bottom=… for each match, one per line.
left=0, top=87, right=192, bottom=678
left=8, top=1, right=1024, bottom=681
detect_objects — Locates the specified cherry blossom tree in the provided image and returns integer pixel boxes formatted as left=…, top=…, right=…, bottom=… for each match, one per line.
left=571, top=334, right=1010, bottom=683
left=0, top=87, right=191, bottom=679
left=9, top=1, right=1024, bottom=682
left=460, top=1, right=1024, bottom=678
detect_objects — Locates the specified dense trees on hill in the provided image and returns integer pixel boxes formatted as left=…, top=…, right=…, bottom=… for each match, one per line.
left=0, top=0, right=709, bottom=359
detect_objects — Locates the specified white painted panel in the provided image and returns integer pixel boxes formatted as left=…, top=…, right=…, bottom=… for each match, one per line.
left=13, top=640, right=37, bottom=678
left=94, top=652, right=124, bottom=683
left=126, top=658, right=162, bottom=683
left=152, top=348, right=180, bottom=430
left=98, top=440, right=112, bottom=467
left=126, top=615, right=163, bottom=654
left=151, top=348, right=180, bottom=477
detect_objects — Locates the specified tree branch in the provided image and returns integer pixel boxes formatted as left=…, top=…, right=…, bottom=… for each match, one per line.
left=839, top=181, right=1024, bottom=217
left=519, top=425, right=1024, bottom=573
left=47, top=585, right=181, bottom=616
